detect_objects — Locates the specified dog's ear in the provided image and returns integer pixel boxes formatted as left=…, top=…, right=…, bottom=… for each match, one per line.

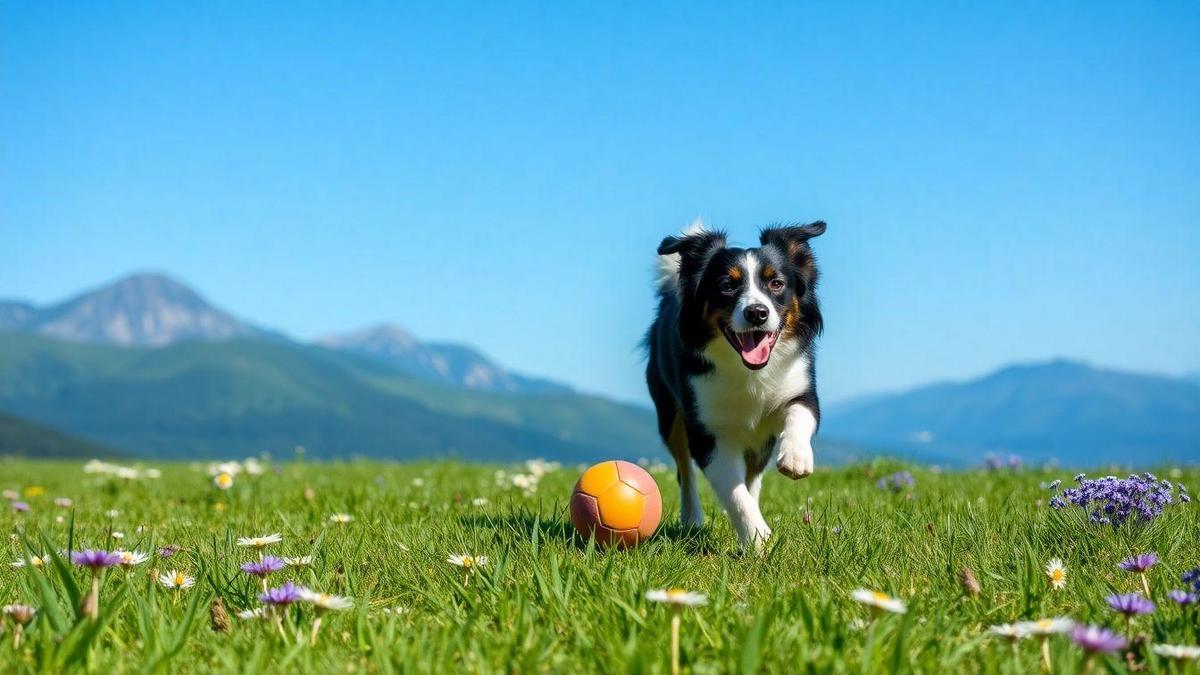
left=658, top=228, right=727, bottom=297
left=759, top=221, right=826, bottom=288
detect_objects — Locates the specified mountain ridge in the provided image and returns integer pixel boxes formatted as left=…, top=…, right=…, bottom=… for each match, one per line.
left=822, top=359, right=1200, bottom=465
left=2, top=273, right=573, bottom=395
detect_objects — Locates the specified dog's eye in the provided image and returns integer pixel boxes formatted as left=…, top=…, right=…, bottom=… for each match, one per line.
left=768, top=278, right=786, bottom=293
left=718, top=279, right=739, bottom=294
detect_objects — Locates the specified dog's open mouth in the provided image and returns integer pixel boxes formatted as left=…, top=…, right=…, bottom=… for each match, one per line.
left=720, top=322, right=780, bottom=370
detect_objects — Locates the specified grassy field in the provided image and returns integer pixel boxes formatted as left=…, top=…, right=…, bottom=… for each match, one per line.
left=1, top=457, right=1198, bottom=673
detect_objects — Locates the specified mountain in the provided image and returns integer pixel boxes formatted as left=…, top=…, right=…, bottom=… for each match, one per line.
left=0, top=331, right=660, bottom=463
left=0, top=410, right=112, bottom=459
left=822, top=359, right=1200, bottom=466
left=5, top=273, right=576, bottom=395
left=318, top=324, right=571, bottom=395
left=1, top=273, right=263, bottom=346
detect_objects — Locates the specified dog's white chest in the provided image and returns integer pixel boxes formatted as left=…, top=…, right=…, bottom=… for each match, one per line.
left=690, top=341, right=811, bottom=450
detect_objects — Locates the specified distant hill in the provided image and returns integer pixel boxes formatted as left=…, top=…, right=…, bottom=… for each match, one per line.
left=0, top=332, right=660, bottom=463
left=318, top=324, right=571, bottom=395
left=0, top=273, right=264, bottom=346
left=0, top=410, right=110, bottom=459
left=822, top=360, right=1200, bottom=466
left=3, top=273, right=577, bottom=395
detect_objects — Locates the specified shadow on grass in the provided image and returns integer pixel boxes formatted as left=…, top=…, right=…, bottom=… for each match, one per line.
left=458, top=512, right=721, bottom=555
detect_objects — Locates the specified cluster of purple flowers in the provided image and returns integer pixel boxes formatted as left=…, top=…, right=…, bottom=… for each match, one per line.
left=1182, top=567, right=1200, bottom=594
left=71, top=550, right=123, bottom=570
left=1047, top=472, right=1187, bottom=527
left=1117, top=553, right=1158, bottom=572
left=260, top=581, right=304, bottom=606
left=1106, top=593, right=1155, bottom=616
left=876, top=471, right=915, bottom=492
left=1070, top=624, right=1127, bottom=654
left=241, top=556, right=285, bottom=577
left=984, top=454, right=1022, bottom=472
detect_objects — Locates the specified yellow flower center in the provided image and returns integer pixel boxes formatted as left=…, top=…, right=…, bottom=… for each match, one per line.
left=1050, top=570, right=1064, bottom=581
left=174, top=573, right=185, bottom=585
left=872, top=592, right=893, bottom=603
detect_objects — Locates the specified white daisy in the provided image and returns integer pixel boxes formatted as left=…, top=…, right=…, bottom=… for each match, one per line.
left=213, top=473, right=234, bottom=490
left=851, top=589, right=907, bottom=614
left=54, top=497, right=73, bottom=508
left=988, top=623, right=1029, bottom=640
left=3, top=489, right=19, bottom=500
left=158, top=570, right=195, bottom=589
left=329, top=513, right=353, bottom=524
left=105, top=509, right=120, bottom=519
left=1016, top=617, right=1074, bottom=636
left=472, top=498, right=489, bottom=506
left=11, top=554, right=47, bottom=569
left=115, top=550, right=150, bottom=568
left=447, top=554, right=488, bottom=570
left=1152, top=644, right=1200, bottom=660
left=284, top=555, right=314, bottom=567
left=645, top=589, right=708, bottom=607
left=1046, top=559, right=1067, bottom=590
left=111, top=531, right=125, bottom=540
left=237, top=607, right=269, bottom=620
left=300, top=589, right=354, bottom=611
left=236, top=533, right=283, bottom=549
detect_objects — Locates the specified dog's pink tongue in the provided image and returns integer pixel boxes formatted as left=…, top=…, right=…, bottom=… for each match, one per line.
left=738, top=332, right=772, bottom=367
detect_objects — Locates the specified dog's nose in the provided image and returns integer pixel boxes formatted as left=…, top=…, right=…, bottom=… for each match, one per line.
left=743, top=304, right=769, bottom=327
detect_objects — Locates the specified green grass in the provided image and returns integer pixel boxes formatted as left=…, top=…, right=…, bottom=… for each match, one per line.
left=1, top=457, right=1198, bottom=673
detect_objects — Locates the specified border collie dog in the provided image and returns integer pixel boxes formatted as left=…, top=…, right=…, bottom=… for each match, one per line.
left=645, top=221, right=826, bottom=550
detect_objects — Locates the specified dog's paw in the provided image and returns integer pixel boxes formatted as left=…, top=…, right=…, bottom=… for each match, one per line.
left=741, top=523, right=773, bottom=554
left=776, top=435, right=814, bottom=480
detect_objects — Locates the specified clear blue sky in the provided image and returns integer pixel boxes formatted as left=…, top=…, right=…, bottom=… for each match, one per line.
left=2, top=2, right=1198, bottom=404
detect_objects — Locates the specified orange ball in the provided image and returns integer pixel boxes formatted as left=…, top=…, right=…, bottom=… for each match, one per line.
left=570, top=460, right=662, bottom=548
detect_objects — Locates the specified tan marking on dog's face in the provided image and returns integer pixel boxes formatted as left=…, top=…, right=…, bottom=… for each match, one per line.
left=782, top=296, right=802, bottom=337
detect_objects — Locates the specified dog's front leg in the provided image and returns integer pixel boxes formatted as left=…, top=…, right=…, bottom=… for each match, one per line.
left=704, top=447, right=771, bottom=551
left=776, top=401, right=817, bottom=480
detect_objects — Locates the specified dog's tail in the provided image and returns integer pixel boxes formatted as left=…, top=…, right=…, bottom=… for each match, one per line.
left=655, top=218, right=707, bottom=295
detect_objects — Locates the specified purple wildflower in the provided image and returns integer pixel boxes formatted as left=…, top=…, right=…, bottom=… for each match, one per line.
left=1048, top=472, right=1185, bottom=527
left=71, top=550, right=122, bottom=570
left=1117, top=552, right=1158, bottom=572
left=160, top=544, right=180, bottom=559
left=1182, top=567, right=1200, bottom=593
left=11, top=501, right=29, bottom=512
left=1048, top=480, right=1061, bottom=491
left=1167, top=589, right=1197, bottom=605
left=876, top=471, right=915, bottom=492
left=259, top=581, right=304, bottom=606
left=1070, top=624, right=1127, bottom=654
left=1106, top=593, right=1156, bottom=616
left=1007, top=454, right=1022, bottom=470
left=241, top=556, right=285, bottom=577
left=984, top=455, right=1004, bottom=471
left=1074, top=472, right=1086, bottom=482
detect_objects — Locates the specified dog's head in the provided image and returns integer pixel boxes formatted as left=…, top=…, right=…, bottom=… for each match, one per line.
left=658, top=222, right=825, bottom=369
